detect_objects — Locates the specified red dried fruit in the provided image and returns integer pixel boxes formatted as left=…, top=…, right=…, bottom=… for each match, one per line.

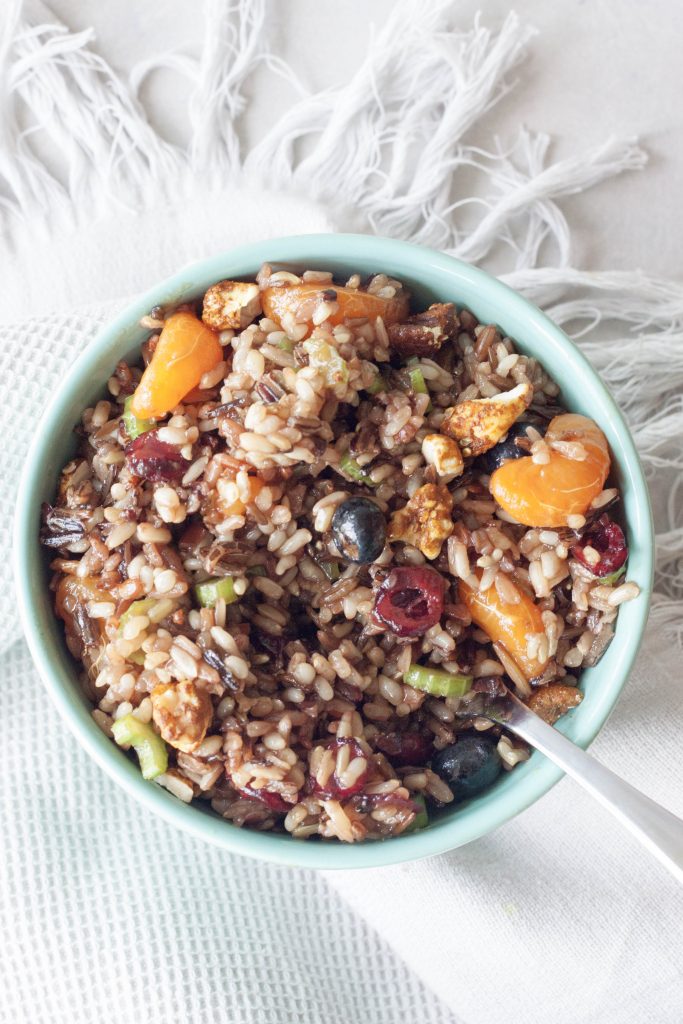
left=313, top=738, right=368, bottom=799
left=572, top=515, right=628, bottom=577
left=125, top=430, right=185, bottom=483
left=237, top=784, right=290, bottom=813
left=375, top=730, right=434, bottom=766
left=373, top=566, right=445, bottom=637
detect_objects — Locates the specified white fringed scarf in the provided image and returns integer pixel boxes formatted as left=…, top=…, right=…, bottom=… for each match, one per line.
left=1, top=4, right=682, bottom=1024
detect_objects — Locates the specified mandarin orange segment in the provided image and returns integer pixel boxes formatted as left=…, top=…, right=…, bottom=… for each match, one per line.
left=261, top=283, right=410, bottom=332
left=458, top=576, right=549, bottom=680
left=489, top=414, right=610, bottom=528
left=223, top=475, right=264, bottom=516
left=129, top=312, right=223, bottom=420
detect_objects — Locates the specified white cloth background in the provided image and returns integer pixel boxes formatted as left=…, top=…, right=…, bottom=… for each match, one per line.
left=1, top=3, right=682, bottom=1023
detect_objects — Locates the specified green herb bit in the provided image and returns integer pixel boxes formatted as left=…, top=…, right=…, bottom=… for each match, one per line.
left=404, top=794, right=429, bottom=833
left=112, top=714, right=168, bottom=780
left=403, top=664, right=473, bottom=698
left=118, top=598, right=158, bottom=633
left=193, top=576, right=238, bottom=608
left=599, top=565, right=627, bottom=586
left=366, top=373, right=386, bottom=395
left=321, top=561, right=340, bottom=581
left=123, top=396, right=155, bottom=440
left=340, top=451, right=377, bottom=487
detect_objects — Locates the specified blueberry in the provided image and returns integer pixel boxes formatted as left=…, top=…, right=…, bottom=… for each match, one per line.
left=479, top=421, right=537, bottom=475
left=331, top=497, right=386, bottom=564
left=431, top=735, right=502, bottom=800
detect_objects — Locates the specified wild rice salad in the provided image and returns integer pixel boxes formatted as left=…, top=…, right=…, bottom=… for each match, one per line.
left=43, top=264, right=640, bottom=842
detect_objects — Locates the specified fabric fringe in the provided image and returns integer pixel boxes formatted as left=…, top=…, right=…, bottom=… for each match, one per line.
left=1, top=0, right=681, bottom=611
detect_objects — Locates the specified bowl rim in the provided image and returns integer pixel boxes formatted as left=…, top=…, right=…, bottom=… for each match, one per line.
left=14, top=233, right=654, bottom=870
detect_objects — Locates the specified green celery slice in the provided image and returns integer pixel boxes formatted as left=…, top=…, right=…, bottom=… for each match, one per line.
left=406, top=358, right=432, bottom=410
left=278, top=338, right=295, bottom=353
left=403, top=664, right=473, bottom=698
left=193, top=576, right=238, bottom=608
left=112, top=714, right=168, bottom=780
left=321, top=561, right=340, bottom=581
left=340, top=451, right=377, bottom=487
left=407, top=361, right=428, bottom=396
left=598, top=565, right=627, bottom=586
left=405, top=794, right=429, bottom=833
left=123, top=396, right=155, bottom=440
left=118, top=598, right=158, bottom=633
left=366, top=372, right=386, bottom=395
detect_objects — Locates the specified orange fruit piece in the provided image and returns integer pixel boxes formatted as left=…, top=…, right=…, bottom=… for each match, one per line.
left=489, top=413, right=610, bottom=527
left=262, top=283, right=410, bottom=332
left=129, top=312, right=223, bottom=420
left=459, top=576, right=549, bottom=680
left=220, top=475, right=264, bottom=516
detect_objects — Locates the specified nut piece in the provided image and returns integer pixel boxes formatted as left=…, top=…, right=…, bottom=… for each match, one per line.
left=421, top=434, right=464, bottom=482
left=441, top=381, right=533, bottom=457
left=387, top=302, right=459, bottom=358
left=527, top=683, right=583, bottom=725
left=150, top=679, right=213, bottom=753
left=202, top=280, right=262, bottom=330
left=387, top=483, right=453, bottom=559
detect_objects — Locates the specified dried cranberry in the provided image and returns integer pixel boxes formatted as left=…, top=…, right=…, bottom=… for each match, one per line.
left=312, top=738, right=368, bottom=799
left=125, top=430, right=185, bottom=483
left=375, top=730, right=434, bottom=767
left=373, top=566, right=445, bottom=637
left=236, top=784, right=290, bottom=813
left=572, top=515, right=628, bottom=577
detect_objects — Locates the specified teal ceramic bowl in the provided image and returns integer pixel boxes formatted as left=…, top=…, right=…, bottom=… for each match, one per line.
left=14, top=234, right=653, bottom=869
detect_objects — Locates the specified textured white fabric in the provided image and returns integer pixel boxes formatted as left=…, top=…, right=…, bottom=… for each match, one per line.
left=2, top=2, right=683, bottom=1023
left=0, top=641, right=457, bottom=1024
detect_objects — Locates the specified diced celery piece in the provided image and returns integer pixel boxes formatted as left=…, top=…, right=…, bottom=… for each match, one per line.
left=406, top=359, right=428, bottom=396
left=123, top=396, right=155, bottom=440
left=321, top=561, right=340, bottom=581
left=193, top=576, right=238, bottom=608
left=278, top=338, right=295, bottom=353
left=340, top=451, right=377, bottom=487
left=403, top=664, right=473, bottom=698
left=118, top=598, right=158, bottom=633
left=112, top=714, right=168, bottom=780
left=598, top=565, right=626, bottom=586
left=366, top=372, right=386, bottom=395
left=405, top=794, right=429, bottom=833
left=128, top=650, right=146, bottom=666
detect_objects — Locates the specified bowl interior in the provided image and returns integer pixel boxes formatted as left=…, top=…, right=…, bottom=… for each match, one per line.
left=15, top=234, right=653, bottom=869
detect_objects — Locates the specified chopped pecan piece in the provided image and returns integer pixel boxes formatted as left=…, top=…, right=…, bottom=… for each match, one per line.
left=421, top=434, right=464, bottom=481
left=441, top=381, right=533, bottom=457
left=387, top=302, right=459, bottom=358
left=387, top=483, right=453, bottom=560
left=527, top=683, right=583, bottom=725
left=202, top=280, right=262, bottom=331
left=150, top=679, right=213, bottom=753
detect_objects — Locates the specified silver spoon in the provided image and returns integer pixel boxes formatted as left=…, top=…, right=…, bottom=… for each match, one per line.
left=479, top=686, right=683, bottom=884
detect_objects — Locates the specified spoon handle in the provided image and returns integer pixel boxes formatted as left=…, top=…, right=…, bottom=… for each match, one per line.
left=503, top=693, right=683, bottom=885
